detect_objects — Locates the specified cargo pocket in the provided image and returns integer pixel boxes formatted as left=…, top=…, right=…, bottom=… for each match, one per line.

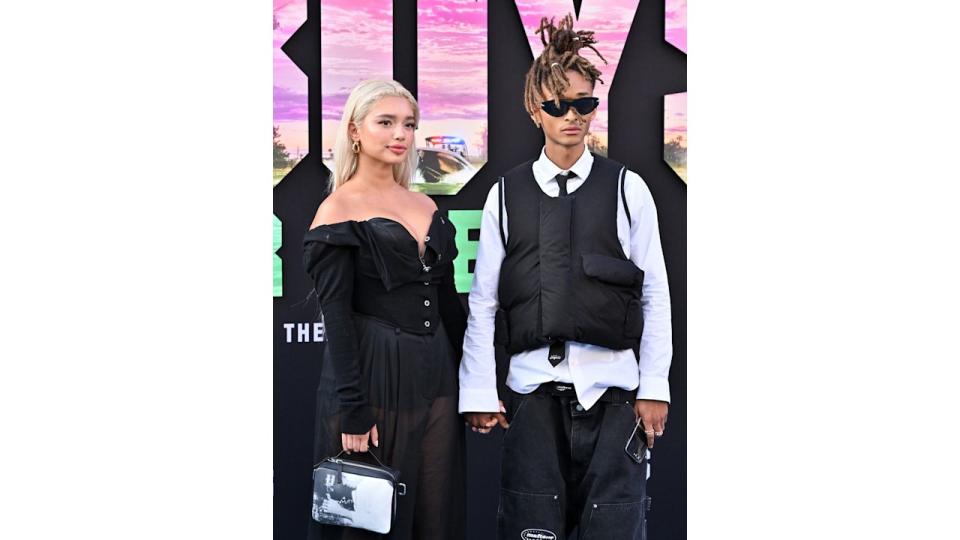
left=497, top=488, right=563, bottom=540
left=505, top=391, right=522, bottom=422
left=580, top=500, right=644, bottom=540
left=624, top=298, right=644, bottom=338
left=501, top=392, right=530, bottom=446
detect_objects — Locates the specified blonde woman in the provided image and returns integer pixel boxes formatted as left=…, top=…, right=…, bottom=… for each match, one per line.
left=302, top=79, right=466, bottom=539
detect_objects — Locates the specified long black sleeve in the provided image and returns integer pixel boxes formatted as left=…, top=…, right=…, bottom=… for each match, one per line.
left=303, top=241, right=376, bottom=435
left=437, top=261, right=467, bottom=362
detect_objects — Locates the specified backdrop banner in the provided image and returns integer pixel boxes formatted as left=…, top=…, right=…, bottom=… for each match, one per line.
left=273, top=1, right=686, bottom=538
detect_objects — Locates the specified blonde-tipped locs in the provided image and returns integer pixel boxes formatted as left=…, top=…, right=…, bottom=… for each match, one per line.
left=331, top=79, right=420, bottom=192
left=523, top=14, right=607, bottom=119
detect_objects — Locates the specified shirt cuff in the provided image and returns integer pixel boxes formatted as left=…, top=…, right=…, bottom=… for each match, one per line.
left=637, top=375, right=671, bottom=403
left=458, top=387, right=501, bottom=413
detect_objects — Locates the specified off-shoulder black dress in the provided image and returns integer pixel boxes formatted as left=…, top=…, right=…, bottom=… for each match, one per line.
left=302, top=210, right=466, bottom=540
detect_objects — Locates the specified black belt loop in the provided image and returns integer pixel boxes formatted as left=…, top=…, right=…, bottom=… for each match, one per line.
left=602, top=387, right=637, bottom=404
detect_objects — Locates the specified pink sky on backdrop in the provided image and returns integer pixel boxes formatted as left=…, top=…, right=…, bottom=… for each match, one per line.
left=418, top=0, right=486, bottom=120
left=308, top=0, right=686, bottom=157
left=516, top=0, right=641, bottom=140
left=274, top=0, right=308, bottom=160
left=320, top=0, right=393, bottom=150
left=320, top=0, right=393, bottom=119
left=665, top=0, right=686, bottom=53
left=664, top=91, right=686, bottom=182
left=274, top=0, right=306, bottom=122
left=664, top=92, right=686, bottom=141
left=274, top=0, right=302, bottom=44
left=417, top=0, right=487, bottom=158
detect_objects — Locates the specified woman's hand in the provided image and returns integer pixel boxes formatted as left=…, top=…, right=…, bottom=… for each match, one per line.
left=341, top=425, right=379, bottom=453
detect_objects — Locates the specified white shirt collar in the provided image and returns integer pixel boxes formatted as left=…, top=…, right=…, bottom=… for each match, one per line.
left=532, top=145, right=594, bottom=190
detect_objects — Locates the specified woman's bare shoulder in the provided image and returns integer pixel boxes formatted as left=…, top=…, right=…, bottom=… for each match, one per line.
left=310, top=189, right=362, bottom=229
left=408, top=190, right=438, bottom=213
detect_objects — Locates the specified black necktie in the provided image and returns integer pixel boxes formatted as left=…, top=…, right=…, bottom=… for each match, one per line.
left=548, top=171, right=575, bottom=368
left=555, top=172, right=576, bottom=196
left=548, top=341, right=565, bottom=367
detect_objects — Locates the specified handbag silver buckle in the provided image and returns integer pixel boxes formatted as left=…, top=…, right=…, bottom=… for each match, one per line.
left=397, top=483, right=407, bottom=496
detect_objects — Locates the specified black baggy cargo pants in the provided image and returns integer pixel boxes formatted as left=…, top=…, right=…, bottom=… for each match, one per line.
left=498, top=383, right=651, bottom=540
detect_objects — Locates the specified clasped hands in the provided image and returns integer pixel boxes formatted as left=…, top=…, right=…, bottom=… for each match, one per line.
left=464, top=399, right=669, bottom=448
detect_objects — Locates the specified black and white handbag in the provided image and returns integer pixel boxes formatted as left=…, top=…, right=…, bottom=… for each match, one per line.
left=311, top=450, right=407, bottom=534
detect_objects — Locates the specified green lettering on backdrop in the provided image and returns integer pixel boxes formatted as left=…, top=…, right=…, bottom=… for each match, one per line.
left=275, top=211, right=478, bottom=298
left=274, top=214, right=282, bottom=297
left=448, top=210, right=481, bottom=294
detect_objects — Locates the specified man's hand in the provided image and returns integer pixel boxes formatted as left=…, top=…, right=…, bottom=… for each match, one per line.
left=464, top=401, right=509, bottom=434
left=634, top=399, right=668, bottom=448
left=341, top=425, right=379, bottom=454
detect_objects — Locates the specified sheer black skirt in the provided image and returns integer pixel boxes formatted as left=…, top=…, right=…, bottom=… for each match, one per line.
left=308, top=314, right=465, bottom=540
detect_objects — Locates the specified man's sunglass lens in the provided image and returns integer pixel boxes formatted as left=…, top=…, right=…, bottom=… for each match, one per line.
left=540, top=97, right=600, bottom=117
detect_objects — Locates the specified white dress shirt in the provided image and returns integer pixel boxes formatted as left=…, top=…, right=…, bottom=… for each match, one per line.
left=458, top=147, right=673, bottom=412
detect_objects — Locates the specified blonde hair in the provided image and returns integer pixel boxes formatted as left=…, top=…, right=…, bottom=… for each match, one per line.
left=331, top=79, right=420, bottom=191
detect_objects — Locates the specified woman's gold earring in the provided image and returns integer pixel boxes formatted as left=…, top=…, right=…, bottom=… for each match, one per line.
left=352, top=141, right=360, bottom=153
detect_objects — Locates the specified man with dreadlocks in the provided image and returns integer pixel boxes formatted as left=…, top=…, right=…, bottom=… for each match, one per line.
left=458, top=14, right=672, bottom=539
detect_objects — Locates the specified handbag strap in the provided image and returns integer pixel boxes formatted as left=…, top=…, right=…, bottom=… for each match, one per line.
left=331, top=448, right=387, bottom=468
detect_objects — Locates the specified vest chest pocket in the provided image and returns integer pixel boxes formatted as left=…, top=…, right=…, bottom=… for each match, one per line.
left=580, top=254, right=646, bottom=340
left=581, top=253, right=644, bottom=288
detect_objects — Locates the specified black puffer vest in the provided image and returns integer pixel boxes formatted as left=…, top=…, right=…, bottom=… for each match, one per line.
left=495, top=153, right=645, bottom=356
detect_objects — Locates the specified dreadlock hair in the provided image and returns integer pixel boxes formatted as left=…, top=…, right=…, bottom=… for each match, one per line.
left=523, top=13, right=608, bottom=120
